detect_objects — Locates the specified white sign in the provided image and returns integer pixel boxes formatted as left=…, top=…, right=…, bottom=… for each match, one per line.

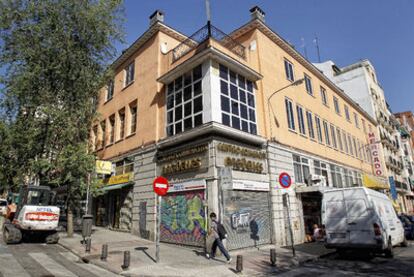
left=232, top=179, right=270, bottom=191
left=168, top=179, right=206, bottom=193
left=219, top=167, right=233, bottom=190
left=368, top=132, right=383, bottom=176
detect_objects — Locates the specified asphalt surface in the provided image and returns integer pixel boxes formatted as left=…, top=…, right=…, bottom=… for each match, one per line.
left=278, top=242, right=414, bottom=277
left=0, top=233, right=118, bottom=277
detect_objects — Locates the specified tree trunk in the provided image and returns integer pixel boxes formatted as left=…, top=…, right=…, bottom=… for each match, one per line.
left=67, top=208, right=74, bottom=237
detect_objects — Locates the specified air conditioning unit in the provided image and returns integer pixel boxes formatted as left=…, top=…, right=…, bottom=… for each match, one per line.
left=307, top=174, right=327, bottom=187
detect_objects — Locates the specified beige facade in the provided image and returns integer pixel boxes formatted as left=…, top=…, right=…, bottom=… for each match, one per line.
left=91, top=8, right=384, bottom=246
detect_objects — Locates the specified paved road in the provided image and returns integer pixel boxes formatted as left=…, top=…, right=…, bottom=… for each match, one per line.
left=0, top=234, right=118, bottom=277
left=278, top=243, right=414, bottom=277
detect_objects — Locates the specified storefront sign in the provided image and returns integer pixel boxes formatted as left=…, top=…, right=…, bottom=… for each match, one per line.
left=362, top=174, right=389, bottom=190
left=106, top=172, right=133, bottom=186
left=158, top=144, right=208, bottom=175
left=169, top=179, right=206, bottom=193
left=368, top=132, right=383, bottom=176
left=232, top=179, right=269, bottom=191
left=217, top=143, right=266, bottom=174
left=219, top=167, right=233, bottom=190
left=96, top=160, right=112, bottom=175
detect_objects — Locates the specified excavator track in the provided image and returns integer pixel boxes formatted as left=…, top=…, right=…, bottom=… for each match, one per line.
left=2, top=222, right=22, bottom=244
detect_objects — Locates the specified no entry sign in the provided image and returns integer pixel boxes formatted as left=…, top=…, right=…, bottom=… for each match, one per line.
left=153, top=176, right=169, bottom=196
left=279, top=172, right=292, bottom=188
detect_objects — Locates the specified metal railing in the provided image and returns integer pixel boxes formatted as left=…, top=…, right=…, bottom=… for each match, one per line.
left=172, top=23, right=246, bottom=62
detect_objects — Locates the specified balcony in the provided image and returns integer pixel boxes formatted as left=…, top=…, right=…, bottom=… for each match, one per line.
left=172, top=23, right=246, bottom=62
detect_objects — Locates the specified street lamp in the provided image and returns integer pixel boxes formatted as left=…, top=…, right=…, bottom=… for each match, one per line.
left=268, top=78, right=305, bottom=139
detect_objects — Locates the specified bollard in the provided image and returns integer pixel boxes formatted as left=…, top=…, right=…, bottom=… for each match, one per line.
left=270, top=248, right=276, bottom=267
left=122, top=250, right=130, bottom=270
left=236, top=255, right=243, bottom=273
left=101, top=244, right=108, bottom=261
left=85, top=238, right=91, bottom=253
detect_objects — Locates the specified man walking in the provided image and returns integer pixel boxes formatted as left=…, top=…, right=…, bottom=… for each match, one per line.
left=206, top=212, right=232, bottom=263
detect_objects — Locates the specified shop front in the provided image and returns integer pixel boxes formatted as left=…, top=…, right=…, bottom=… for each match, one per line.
left=216, top=141, right=271, bottom=250
left=157, top=143, right=210, bottom=247
left=94, top=172, right=134, bottom=231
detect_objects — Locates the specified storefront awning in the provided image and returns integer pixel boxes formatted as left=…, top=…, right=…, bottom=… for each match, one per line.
left=362, top=174, right=389, bottom=190
left=99, top=182, right=133, bottom=192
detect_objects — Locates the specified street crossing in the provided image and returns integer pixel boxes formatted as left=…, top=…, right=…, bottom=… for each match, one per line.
left=0, top=242, right=118, bottom=277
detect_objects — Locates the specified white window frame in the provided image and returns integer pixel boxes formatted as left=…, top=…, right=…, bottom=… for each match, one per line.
left=285, top=98, right=295, bottom=131
left=297, top=104, right=306, bottom=135
left=354, top=112, right=360, bottom=128
left=333, top=97, right=340, bottom=115
left=330, top=124, right=337, bottom=149
left=306, top=110, right=315, bottom=139
left=304, top=74, right=313, bottom=95
left=315, top=115, right=323, bottom=143
left=344, top=105, right=350, bottom=121
left=320, top=86, right=328, bottom=106
left=336, top=127, right=343, bottom=151
left=323, top=120, right=330, bottom=146
left=284, top=59, right=295, bottom=82
left=106, top=79, right=114, bottom=101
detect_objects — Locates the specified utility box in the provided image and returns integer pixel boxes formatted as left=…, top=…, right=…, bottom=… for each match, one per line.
left=82, top=214, right=93, bottom=239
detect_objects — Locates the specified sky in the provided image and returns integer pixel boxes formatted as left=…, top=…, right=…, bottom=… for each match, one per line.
left=120, top=0, right=414, bottom=114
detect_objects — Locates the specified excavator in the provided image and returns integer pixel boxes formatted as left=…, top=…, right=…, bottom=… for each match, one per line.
left=2, top=185, right=60, bottom=244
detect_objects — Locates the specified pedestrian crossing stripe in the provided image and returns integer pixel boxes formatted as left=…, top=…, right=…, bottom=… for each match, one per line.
left=30, top=252, right=79, bottom=277
left=0, top=254, right=31, bottom=277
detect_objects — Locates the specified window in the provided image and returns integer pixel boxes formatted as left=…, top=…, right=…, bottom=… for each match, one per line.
left=353, top=137, right=358, bottom=159
left=115, top=158, right=134, bottom=175
left=109, top=115, right=115, bottom=144
left=125, top=62, right=135, bottom=86
left=323, top=120, right=330, bottom=145
left=129, top=103, right=137, bottom=135
left=220, top=64, right=257, bottom=134
left=167, top=65, right=203, bottom=136
left=336, top=128, right=343, bottom=151
left=362, top=119, right=367, bottom=133
left=119, top=109, right=125, bottom=139
left=342, top=131, right=349, bottom=154
left=293, top=154, right=310, bottom=184
left=314, top=160, right=329, bottom=185
left=344, top=105, right=350, bottom=121
left=344, top=169, right=353, bottom=187
left=297, top=105, right=306, bottom=135
left=320, top=86, right=328, bottom=106
left=304, top=74, right=313, bottom=95
left=306, top=111, right=315, bottom=139
left=285, top=98, right=295, bottom=130
left=368, top=124, right=372, bottom=133
left=106, top=80, right=114, bottom=101
left=100, top=121, right=106, bottom=148
left=315, top=115, right=323, bottom=143
left=330, top=124, right=337, bottom=149
left=354, top=112, right=359, bottom=128
left=356, top=172, right=362, bottom=186
left=330, top=164, right=343, bottom=188
left=333, top=97, right=340, bottom=114
left=92, top=125, right=98, bottom=150
left=347, top=134, right=354, bottom=156
left=284, top=59, right=294, bottom=81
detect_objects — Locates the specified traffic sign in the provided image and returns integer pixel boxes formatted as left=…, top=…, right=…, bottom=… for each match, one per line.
left=153, top=176, right=169, bottom=196
left=279, top=172, right=292, bottom=188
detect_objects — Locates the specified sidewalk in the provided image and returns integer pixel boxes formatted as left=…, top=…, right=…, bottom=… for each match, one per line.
left=58, top=227, right=333, bottom=277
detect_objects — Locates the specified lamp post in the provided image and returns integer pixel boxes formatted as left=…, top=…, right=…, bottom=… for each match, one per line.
left=268, top=78, right=305, bottom=139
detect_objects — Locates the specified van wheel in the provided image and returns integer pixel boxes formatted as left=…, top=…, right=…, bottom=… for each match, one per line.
left=401, top=236, right=408, bottom=247
left=385, top=237, right=394, bottom=258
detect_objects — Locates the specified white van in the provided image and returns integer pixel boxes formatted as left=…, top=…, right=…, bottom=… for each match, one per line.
left=322, top=187, right=406, bottom=257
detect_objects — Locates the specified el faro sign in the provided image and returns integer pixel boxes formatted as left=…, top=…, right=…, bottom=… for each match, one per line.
left=368, top=132, right=383, bottom=176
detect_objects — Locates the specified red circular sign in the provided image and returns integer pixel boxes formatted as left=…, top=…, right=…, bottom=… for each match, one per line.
left=279, top=172, right=292, bottom=188
left=153, top=176, right=169, bottom=196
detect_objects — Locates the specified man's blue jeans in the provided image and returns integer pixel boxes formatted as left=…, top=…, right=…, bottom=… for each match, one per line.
left=211, top=238, right=230, bottom=260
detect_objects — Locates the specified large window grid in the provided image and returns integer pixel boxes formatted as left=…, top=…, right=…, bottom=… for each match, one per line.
left=293, top=154, right=310, bottom=184
left=166, top=65, right=203, bottom=136
left=220, top=64, right=257, bottom=134
left=297, top=105, right=306, bottom=135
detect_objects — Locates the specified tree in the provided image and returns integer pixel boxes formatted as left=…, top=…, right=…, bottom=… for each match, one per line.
left=0, top=0, right=124, bottom=236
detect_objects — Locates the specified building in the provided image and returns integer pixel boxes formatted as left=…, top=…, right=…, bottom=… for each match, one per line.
left=314, top=60, right=412, bottom=212
left=91, top=7, right=382, bottom=248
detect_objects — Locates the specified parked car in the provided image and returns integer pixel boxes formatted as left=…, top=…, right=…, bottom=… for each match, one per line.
left=0, top=198, right=7, bottom=215
left=322, top=187, right=406, bottom=257
left=398, top=214, right=414, bottom=240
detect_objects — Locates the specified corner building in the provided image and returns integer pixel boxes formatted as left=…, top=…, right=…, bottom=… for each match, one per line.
left=92, top=7, right=382, bottom=248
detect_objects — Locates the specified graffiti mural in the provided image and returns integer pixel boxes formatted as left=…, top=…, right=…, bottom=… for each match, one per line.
left=160, top=191, right=206, bottom=247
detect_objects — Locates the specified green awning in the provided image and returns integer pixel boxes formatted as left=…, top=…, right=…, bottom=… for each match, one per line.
left=99, top=182, right=133, bottom=192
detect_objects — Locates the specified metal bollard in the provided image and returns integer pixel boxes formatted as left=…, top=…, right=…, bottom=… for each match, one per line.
left=85, top=238, right=91, bottom=253
left=101, top=244, right=108, bottom=261
left=122, top=250, right=130, bottom=270
left=270, top=248, right=276, bottom=267
left=236, top=255, right=243, bottom=273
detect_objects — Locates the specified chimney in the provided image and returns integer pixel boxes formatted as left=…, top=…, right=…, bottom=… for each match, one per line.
left=149, top=10, right=164, bottom=26
left=249, top=6, right=265, bottom=22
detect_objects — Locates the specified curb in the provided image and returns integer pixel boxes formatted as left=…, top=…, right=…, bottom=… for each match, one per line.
left=58, top=240, right=124, bottom=275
